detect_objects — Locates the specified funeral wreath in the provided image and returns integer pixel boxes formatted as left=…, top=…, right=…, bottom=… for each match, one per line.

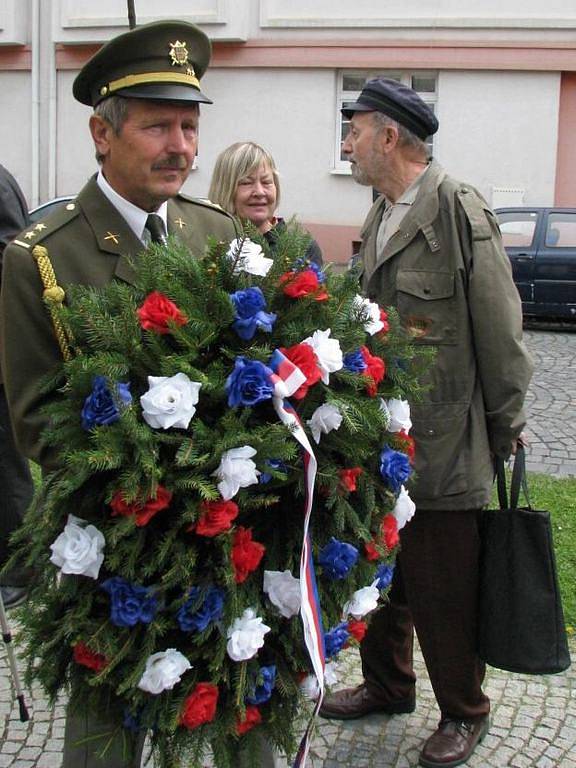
left=11, top=223, right=431, bottom=767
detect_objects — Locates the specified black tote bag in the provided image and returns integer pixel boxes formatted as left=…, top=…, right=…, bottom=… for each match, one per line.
left=478, top=446, right=571, bottom=675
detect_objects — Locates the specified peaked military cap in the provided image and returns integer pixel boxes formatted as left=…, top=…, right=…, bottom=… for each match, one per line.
left=73, top=20, right=212, bottom=107
left=342, top=77, right=439, bottom=140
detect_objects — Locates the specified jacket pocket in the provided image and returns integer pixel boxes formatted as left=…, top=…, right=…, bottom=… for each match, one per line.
left=396, top=269, right=457, bottom=345
left=410, top=401, right=470, bottom=500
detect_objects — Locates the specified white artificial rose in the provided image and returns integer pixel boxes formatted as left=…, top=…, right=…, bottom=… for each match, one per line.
left=137, top=648, right=191, bottom=694
left=302, top=329, right=343, bottom=385
left=385, top=398, right=412, bottom=433
left=49, top=515, right=105, bottom=579
left=393, top=485, right=416, bottom=530
left=226, top=608, right=271, bottom=661
left=343, top=584, right=380, bottom=620
left=140, top=373, right=201, bottom=430
left=227, top=238, right=274, bottom=277
left=212, top=445, right=260, bottom=500
left=263, top=570, right=301, bottom=619
left=353, top=295, right=384, bottom=336
left=307, top=403, right=343, bottom=444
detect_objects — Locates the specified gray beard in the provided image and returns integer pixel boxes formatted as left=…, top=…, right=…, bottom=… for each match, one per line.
left=350, top=163, right=372, bottom=187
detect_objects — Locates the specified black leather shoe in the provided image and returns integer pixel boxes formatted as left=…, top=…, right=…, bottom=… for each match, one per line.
left=319, top=683, right=415, bottom=720
left=0, top=585, right=29, bottom=609
left=419, top=715, right=490, bottom=767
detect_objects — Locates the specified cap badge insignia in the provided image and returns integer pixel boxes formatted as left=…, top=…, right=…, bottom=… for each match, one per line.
left=169, top=40, right=190, bottom=68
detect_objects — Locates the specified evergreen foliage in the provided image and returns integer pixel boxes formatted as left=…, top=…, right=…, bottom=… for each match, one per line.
left=10, top=224, right=432, bottom=766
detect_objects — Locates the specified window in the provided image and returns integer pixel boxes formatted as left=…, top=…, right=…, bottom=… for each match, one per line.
left=496, top=212, right=538, bottom=248
left=334, top=71, right=437, bottom=172
left=545, top=212, right=576, bottom=248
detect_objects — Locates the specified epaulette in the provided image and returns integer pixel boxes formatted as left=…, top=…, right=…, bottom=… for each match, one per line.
left=176, top=192, right=229, bottom=215
left=456, top=186, right=492, bottom=241
left=11, top=199, right=80, bottom=251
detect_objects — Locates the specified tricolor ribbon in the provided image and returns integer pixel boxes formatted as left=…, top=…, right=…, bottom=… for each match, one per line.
left=269, top=350, right=325, bottom=767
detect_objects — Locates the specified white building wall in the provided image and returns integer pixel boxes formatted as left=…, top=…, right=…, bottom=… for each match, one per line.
left=50, top=66, right=563, bottom=229
left=436, top=71, right=560, bottom=207
left=0, top=72, right=33, bottom=199
left=0, top=0, right=574, bottom=260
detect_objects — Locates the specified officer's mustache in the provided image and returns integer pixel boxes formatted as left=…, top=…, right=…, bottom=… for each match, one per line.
left=152, top=155, right=189, bottom=170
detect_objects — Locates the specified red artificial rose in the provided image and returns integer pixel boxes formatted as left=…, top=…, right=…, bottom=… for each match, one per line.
left=360, top=346, right=386, bottom=397
left=110, top=485, right=172, bottom=527
left=279, top=270, right=328, bottom=301
left=179, top=683, right=219, bottom=730
left=396, top=429, right=415, bottom=462
left=236, top=705, right=262, bottom=735
left=381, top=514, right=400, bottom=551
left=137, top=291, right=188, bottom=334
left=347, top=619, right=368, bottom=643
left=339, top=467, right=363, bottom=492
left=73, top=641, right=108, bottom=672
left=194, top=499, right=239, bottom=537
left=231, top=526, right=265, bottom=584
left=279, top=342, right=322, bottom=399
left=379, top=309, right=390, bottom=335
left=364, top=541, right=381, bottom=561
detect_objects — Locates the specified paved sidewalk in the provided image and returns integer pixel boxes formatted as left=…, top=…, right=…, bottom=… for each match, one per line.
left=1, top=328, right=575, bottom=767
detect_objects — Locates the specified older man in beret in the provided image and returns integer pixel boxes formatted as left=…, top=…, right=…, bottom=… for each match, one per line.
left=319, top=78, right=533, bottom=768
left=0, top=19, right=256, bottom=768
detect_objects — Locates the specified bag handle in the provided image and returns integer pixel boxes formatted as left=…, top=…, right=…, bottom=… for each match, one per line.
left=495, top=444, right=532, bottom=511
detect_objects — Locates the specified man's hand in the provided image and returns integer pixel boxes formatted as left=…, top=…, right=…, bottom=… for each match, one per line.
left=511, top=432, right=527, bottom=455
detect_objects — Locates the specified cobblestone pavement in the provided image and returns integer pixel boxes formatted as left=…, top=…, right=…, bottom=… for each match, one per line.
left=1, top=329, right=575, bottom=768
left=522, top=327, right=576, bottom=477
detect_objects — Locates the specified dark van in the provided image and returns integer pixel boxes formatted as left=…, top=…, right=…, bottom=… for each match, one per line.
left=495, top=207, right=576, bottom=319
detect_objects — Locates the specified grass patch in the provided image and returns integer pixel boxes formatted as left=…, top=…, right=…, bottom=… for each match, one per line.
left=491, top=471, right=576, bottom=635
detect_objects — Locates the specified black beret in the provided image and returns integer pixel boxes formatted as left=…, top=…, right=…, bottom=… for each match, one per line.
left=73, top=20, right=212, bottom=107
left=341, top=78, right=439, bottom=140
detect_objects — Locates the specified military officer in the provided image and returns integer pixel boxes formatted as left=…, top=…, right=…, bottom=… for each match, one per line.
left=0, top=20, right=239, bottom=768
left=0, top=20, right=236, bottom=474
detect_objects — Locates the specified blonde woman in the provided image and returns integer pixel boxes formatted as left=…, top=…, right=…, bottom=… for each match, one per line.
left=208, top=141, right=323, bottom=265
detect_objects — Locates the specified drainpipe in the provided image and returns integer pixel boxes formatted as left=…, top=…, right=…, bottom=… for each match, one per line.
left=30, top=0, right=40, bottom=207
left=47, top=1, right=57, bottom=201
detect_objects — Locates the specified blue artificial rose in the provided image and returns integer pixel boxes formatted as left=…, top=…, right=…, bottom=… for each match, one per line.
left=292, top=258, right=326, bottom=283
left=230, top=287, right=277, bottom=341
left=245, top=664, right=277, bottom=705
left=375, top=562, right=395, bottom=590
left=379, top=446, right=412, bottom=494
left=343, top=349, right=367, bottom=374
left=176, top=585, right=225, bottom=633
left=324, top=622, right=350, bottom=659
left=81, top=375, right=132, bottom=431
left=259, top=458, right=287, bottom=484
left=226, top=356, right=275, bottom=408
left=101, top=576, right=157, bottom=628
left=318, top=537, right=359, bottom=580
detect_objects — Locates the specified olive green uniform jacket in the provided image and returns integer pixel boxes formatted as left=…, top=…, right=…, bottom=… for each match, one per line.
left=359, top=160, right=533, bottom=510
left=0, top=176, right=236, bottom=470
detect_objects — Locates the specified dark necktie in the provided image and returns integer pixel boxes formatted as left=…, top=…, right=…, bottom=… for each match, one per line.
left=145, top=213, right=167, bottom=245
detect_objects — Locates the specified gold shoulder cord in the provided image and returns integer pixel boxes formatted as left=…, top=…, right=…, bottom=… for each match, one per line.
left=31, top=245, right=73, bottom=362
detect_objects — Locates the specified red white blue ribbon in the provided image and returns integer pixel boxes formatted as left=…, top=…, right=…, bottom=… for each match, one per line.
left=269, top=350, right=325, bottom=767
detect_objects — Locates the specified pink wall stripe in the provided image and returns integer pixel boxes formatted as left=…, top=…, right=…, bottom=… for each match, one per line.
left=555, top=73, right=576, bottom=206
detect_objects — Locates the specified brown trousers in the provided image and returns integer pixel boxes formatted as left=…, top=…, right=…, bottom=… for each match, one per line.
left=361, top=509, right=490, bottom=721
